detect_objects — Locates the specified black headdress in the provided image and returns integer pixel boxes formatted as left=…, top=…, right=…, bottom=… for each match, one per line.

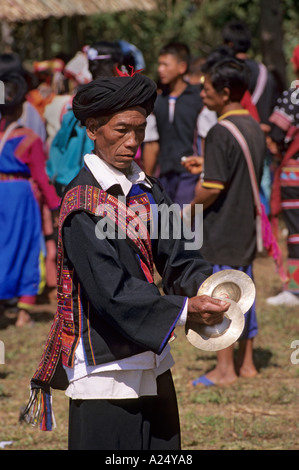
left=72, top=72, right=157, bottom=125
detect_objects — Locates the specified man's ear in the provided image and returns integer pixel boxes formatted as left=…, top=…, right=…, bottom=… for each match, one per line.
left=86, top=118, right=98, bottom=140
left=178, top=60, right=188, bottom=76
left=222, top=87, right=231, bottom=104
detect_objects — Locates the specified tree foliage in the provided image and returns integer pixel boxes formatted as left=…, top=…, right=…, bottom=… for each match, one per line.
left=6, top=0, right=299, bottom=82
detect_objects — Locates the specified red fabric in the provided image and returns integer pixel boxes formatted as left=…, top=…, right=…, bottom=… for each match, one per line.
left=18, top=295, right=36, bottom=307
left=270, top=135, right=299, bottom=218
left=115, top=66, right=144, bottom=77
left=139, top=258, right=154, bottom=283
left=0, top=124, right=60, bottom=210
left=241, top=90, right=260, bottom=122
left=291, top=45, right=299, bottom=70
left=15, top=129, right=61, bottom=210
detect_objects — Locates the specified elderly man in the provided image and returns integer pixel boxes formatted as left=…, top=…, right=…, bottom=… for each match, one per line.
left=23, top=72, right=228, bottom=450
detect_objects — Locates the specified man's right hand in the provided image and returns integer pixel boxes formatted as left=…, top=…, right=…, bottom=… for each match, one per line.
left=187, top=295, right=230, bottom=326
left=181, top=155, right=204, bottom=174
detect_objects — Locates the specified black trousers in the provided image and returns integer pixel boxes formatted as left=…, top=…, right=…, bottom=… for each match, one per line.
left=68, top=370, right=181, bottom=450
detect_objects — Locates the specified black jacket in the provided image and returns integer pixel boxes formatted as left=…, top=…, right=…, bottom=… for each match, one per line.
left=61, top=165, right=212, bottom=367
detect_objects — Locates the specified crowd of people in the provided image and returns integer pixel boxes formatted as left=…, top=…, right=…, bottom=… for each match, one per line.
left=0, top=20, right=299, bottom=450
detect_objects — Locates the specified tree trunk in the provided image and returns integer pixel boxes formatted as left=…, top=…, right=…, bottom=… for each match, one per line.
left=42, top=18, right=52, bottom=59
left=260, top=0, right=286, bottom=94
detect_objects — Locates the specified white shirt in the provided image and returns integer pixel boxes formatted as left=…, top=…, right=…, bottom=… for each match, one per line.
left=143, top=107, right=217, bottom=143
left=197, top=107, right=217, bottom=139
left=64, top=154, right=188, bottom=399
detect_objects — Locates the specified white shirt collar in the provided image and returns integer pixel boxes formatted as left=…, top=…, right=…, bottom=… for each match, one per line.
left=84, top=153, right=151, bottom=196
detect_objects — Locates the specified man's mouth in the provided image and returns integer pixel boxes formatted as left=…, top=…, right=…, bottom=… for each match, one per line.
left=117, top=155, right=135, bottom=163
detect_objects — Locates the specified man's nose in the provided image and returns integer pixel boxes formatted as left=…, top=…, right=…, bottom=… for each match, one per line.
left=126, top=131, right=139, bottom=147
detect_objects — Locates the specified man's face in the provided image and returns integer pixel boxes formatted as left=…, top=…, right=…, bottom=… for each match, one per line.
left=87, top=107, right=147, bottom=171
left=158, top=54, right=187, bottom=85
left=200, top=75, right=227, bottom=114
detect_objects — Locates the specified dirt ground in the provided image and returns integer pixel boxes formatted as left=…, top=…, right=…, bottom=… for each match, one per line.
left=0, top=237, right=298, bottom=450
left=172, top=251, right=299, bottom=450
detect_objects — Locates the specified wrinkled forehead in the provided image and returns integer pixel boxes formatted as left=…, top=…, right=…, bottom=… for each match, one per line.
left=107, top=106, right=147, bottom=120
left=86, top=106, right=147, bottom=129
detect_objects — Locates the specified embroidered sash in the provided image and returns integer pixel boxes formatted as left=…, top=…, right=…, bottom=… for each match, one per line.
left=34, top=184, right=154, bottom=383
left=21, top=184, right=154, bottom=430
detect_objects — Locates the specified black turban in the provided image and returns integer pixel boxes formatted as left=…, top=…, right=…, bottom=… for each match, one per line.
left=72, top=73, right=157, bottom=125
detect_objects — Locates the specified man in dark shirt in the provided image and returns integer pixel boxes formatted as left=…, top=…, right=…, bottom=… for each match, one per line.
left=143, top=42, right=203, bottom=207
left=222, top=21, right=280, bottom=213
left=185, top=58, right=266, bottom=387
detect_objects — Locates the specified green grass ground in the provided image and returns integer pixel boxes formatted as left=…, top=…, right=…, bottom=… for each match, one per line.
left=0, top=248, right=298, bottom=450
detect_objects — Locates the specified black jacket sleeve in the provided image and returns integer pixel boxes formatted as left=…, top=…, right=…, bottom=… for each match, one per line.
left=62, top=178, right=212, bottom=356
left=63, top=210, right=188, bottom=355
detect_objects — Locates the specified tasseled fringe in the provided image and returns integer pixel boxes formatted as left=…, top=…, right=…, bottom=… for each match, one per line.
left=19, top=387, right=56, bottom=431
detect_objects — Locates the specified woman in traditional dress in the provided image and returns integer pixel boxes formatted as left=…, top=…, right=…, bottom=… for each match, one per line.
left=0, top=73, right=60, bottom=326
left=267, top=45, right=299, bottom=305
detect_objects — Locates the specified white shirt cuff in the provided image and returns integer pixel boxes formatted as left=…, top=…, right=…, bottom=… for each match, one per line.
left=176, top=297, right=188, bottom=326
